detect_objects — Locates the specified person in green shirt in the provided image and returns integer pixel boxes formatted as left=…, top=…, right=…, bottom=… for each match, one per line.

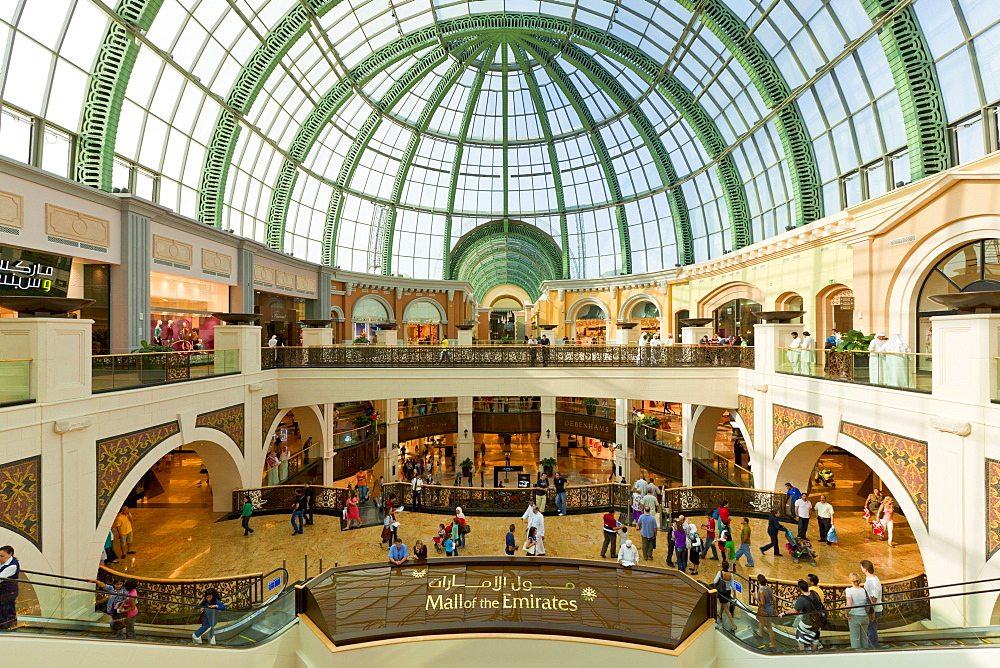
left=241, top=495, right=255, bottom=536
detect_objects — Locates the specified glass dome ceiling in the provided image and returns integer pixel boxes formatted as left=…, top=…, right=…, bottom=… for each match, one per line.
left=1, top=0, right=999, bottom=290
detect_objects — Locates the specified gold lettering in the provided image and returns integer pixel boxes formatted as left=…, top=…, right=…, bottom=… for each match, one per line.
left=426, top=594, right=444, bottom=610
left=568, top=600, right=578, bottom=611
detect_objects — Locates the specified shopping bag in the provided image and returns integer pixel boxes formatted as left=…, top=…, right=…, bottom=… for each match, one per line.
left=871, top=519, right=884, bottom=537
left=862, top=507, right=871, bottom=520
left=826, top=525, right=838, bottom=544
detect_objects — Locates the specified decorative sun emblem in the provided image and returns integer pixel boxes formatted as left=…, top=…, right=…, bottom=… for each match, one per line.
left=581, top=587, right=598, bottom=601
left=411, top=569, right=427, bottom=578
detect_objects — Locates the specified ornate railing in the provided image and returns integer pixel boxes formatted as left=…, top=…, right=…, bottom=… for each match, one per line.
left=92, top=349, right=239, bottom=392
left=739, top=346, right=755, bottom=369
left=555, top=399, right=615, bottom=418
left=692, top=442, right=753, bottom=488
left=664, top=486, right=788, bottom=519
left=261, top=344, right=746, bottom=368
left=382, top=481, right=631, bottom=514
left=96, top=564, right=287, bottom=622
left=633, top=425, right=683, bottom=482
left=234, top=484, right=351, bottom=515
left=744, top=572, right=930, bottom=631
left=399, top=401, right=457, bottom=418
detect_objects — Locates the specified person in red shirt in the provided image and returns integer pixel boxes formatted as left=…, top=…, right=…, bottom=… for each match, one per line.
left=702, top=511, right=720, bottom=560
left=600, top=512, right=623, bottom=559
left=717, top=500, right=731, bottom=527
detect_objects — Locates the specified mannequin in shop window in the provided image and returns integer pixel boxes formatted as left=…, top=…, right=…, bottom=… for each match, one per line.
left=154, top=320, right=163, bottom=345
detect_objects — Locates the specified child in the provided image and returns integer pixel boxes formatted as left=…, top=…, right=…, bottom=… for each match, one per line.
left=444, top=536, right=457, bottom=557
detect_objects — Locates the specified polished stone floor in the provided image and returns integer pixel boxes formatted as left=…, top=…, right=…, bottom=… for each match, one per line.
left=118, top=454, right=921, bottom=588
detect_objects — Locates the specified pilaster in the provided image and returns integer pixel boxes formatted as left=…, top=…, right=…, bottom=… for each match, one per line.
left=539, top=396, right=556, bottom=462
left=615, top=397, right=629, bottom=480
left=112, top=210, right=151, bottom=352
left=0, top=318, right=93, bottom=403
left=457, top=395, right=473, bottom=472
left=213, top=325, right=261, bottom=374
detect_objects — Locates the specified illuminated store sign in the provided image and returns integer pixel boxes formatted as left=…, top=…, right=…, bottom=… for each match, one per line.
left=0, top=247, right=72, bottom=297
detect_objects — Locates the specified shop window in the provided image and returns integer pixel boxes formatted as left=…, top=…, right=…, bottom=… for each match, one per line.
left=150, top=272, right=229, bottom=350
left=712, top=299, right=762, bottom=338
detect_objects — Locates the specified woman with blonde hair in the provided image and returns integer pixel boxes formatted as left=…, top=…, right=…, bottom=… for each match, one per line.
left=879, top=496, right=895, bottom=546
left=844, top=572, right=870, bottom=649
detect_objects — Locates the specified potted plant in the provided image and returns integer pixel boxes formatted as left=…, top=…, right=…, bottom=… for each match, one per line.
left=353, top=334, right=370, bottom=344
left=460, top=458, right=474, bottom=476
left=637, top=414, right=662, bottom=429
left=581, top=397, right=599, bottom=415
left=539, top=457, right=557, bottom=476
left=830, top=330, right=875, bottom=380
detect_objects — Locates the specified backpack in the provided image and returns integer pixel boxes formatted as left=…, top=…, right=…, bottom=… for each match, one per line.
left=712, top=508, right=721, bottom=521
left=808, top=591, right=829, bottom=630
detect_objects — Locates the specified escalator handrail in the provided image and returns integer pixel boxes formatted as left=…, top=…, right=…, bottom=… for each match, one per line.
left=3, top=574, right=288, bottom=614
left=22, top=570, right=204, bottom=604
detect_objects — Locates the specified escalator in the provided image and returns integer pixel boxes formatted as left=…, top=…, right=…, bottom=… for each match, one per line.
left=3, top=569, right=298, bottom=648
left=717, top=571, right=1000, bottom=654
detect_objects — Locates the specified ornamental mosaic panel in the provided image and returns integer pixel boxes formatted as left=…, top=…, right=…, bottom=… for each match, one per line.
left=737, top=394, right=754, bottom=449
left=987, top=459, right=1000, bottom=561
left=97, top=421, right=179, bottom=523
left=771, top=404, right=823, bottom=455
left=840, top=421, right=928, bottom=525
left=0, top=455, right=41, bottom=549
left=195, top=403, right=245, bottom=454
left=262, top=394, right=280, bottom=446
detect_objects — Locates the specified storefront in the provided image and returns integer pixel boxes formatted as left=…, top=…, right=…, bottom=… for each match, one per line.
left=352, top=296, right=392, bottom=342
left=488, top=297, right=524, bottom=341
left=0, top=245, right=111, bottom=353
left=403, top=300, right=443, bottom=343
left=712, top=298, right=761, bottom=338
left=150, top=272, right=229, bottom=350
left=255, top=291, right=306, bottom=346
left=574, top=304, right=607, bottom=343
left=629, top=301, right=661, bottom=335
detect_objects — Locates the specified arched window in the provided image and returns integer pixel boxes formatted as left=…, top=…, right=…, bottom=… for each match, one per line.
left=574, top=303, right=607, bottom=343
left=917, top=239, right=1000, bottom=352
left=353, top=298, right=390, bottom=322
left=712, top=299, right=761, bottom=338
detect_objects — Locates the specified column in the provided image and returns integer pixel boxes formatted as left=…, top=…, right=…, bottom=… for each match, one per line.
left=301, top=327, right=333, bottom=347
left=930, top=313, right=1000, bottom=404
left=615, top=398, right=629, bottom=481
left=376, top=328, right=398, bottom=346
left=230, top=246, right=255, bottom=314
left=310, top=269, right=334, bottom=320
left=539, top=396, right=557, bottom=463
left=752, top=322, right=800, bottom=374
left=680, top=326, right=712, bottom=345
left=321, top=402, right=337, bottom=485
left=382, top=399, right=399, bottom=482
left=680, top=404, right=694, bottom=487
left=111, top=210, right=151, bottom=352
left=212, top=325, right=262, bottom=374
left=457, top=395, right=473, bottom=480
left=0, top=317, right=93, bottom=403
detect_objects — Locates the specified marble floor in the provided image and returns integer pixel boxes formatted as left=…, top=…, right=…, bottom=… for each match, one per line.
left=118, top=454, right=922, bottom=589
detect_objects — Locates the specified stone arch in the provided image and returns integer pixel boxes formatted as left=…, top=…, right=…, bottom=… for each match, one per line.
left=697, top=281, right=765, bottom=317
left=774, top=291, right=803, bottom=310
left=686, top=404, right=753, bottom=486
left=886, top=215, right=1000, bottom=346
left=330, top=305, right=346, bottom=320
left=92, top=432, right=246, bottom=574
left=262, top=404, right=325, bottom=455
left=617, top=293, right=661, bottom=322
left=567, top=297, right=609, bottom=322
left=402, top=297, right=448, bottom=324
left=352, top=294, right=396, bottom=323
left=482, top=283, right=531, bottom=309
left=815, top=283, right=853, bottom=337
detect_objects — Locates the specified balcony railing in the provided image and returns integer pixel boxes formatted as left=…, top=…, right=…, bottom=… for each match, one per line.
left=556, top=399, right=615, bottom=418
left=263, top=440, right=324, bottom=485
left=777, top=347, right=932, bottom=393
left=0, top=359, right=31, bottom=406
left=261, top=344, right=747, bottom=368
left=692, top=441, right=753, bottom=488
left=399, top=401, right=457, bottom=418
left=634, top=423, right=681, bottom=450
left=92, top=349, right=240, bottom=392
left=473, top=398, right=538, bottom=412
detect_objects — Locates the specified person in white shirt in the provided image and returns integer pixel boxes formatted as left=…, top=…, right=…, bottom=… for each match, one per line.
left=633, top=476, right=647, bottom=494
left=786, top=332, right=802, bottom=373
left=861, top=559, right=883, bottom=648
left=869, top=333, right=889, bottom=384
left=528, top=506, right=546, bottom=555
left=800, top=331, right=817, bottom=374
left=617, top=539, right=639, bottom=567
left=410, top=475, right=423, bottom=511
left=814, top=494, right=834, bottom=544
left=794, top=493, right=813, bottom=539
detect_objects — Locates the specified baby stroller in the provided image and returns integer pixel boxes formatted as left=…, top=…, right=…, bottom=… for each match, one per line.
left=433, top=525, right=450, bottom=553
left=784, top=527, right=818, bottom=566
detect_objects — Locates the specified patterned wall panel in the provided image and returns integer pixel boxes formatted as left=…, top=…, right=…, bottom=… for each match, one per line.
left=0, top=455, right=41, bottom=549
left=96, top=421, right=180, bottom=523
left=840, top=421, right=928, bottom=525
left=262, top=394, right=280, bottom=446
left=771, top=404, right=823, bottom=455
left=986, top=459, right=1000, bottom=561
left=737, top=394, right=754, bottom=449
left=195, top=403, right=246, bottom=454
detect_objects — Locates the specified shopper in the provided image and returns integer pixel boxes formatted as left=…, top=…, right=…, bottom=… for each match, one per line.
left=779, top=580, right=821, bottom=651
left=756, top=574, right=777, bottom=649
left=845, top=573, right=871, bottom=649
left=637, top=507, right=658, bottom=561
left=861, top=559, right=883, bottom=648
left=505, top=524, right=517, bottom=556
left=240, top=495, right=255, bottom=536
left=87, top=576, right=128, bottom=638
left=411, top=474, right=424, bottom=511
left=759, top=510, right=783, bottom=556
left=302, top=483, right=315, bottom=526
left=388, top=538, right=409, bottom=566
left=600, top=511, right=623, bottom=559
left=814, top=494, right=834, bottom=544
left=533, top=473, right=550, bottom=512
left=454, top=507, right=468, bottom=548
left=0, top=545, right=21, bottom=630
left=553, top=473, right=568, bottom=516
left=794, top=493, right=813, bottom=539
left=701, top=511, right=719, bottom=560
left=523, top=527, right=538, bottom=556
left=673, top=521, right=688, bottom=572
left=113, top=507, right=136, bottom=558
left=712, top=561, right=735, bottom=631
left=290, top=489, right=306, bottom=534
left=617, top=539, right=639, bottom=567
left=879, top=496, right=895, bottom=546
left=192, top=588, right=226, bottom=644
left=345, top=490, right=361, bottom=530
left=412, top=540, right=428, bottom=561
left=732, top=516, right=755, bottom=567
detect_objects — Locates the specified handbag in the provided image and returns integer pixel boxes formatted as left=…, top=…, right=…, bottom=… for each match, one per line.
left=380, top=525, right=392, bottom=542
left=523, top=541, right=536, bottom=555
left=460, top=523, right=471, bottom=534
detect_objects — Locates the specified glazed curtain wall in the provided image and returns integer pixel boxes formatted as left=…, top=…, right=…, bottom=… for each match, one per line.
left=1, top=0, right=998, bottom=280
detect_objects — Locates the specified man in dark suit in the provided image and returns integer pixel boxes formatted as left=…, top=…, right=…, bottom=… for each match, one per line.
left=759, top=510, right=784, bottom=556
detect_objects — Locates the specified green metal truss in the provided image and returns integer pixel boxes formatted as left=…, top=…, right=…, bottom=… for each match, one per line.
left=75, top=0, right=164, bottom=191
left=512, top=39, right=632, bottom=275
left=264, top=15, right=759, bottom=271
left=674, top=0, right=823, bottom=226
left=512, top=43, right=570, bottom=278
left=198, top=0, right=342, bottom=228
left=449, top=220, right=563, bottom=302
left=324, top=39, right=489, bottom=264
left=858, top=0, right=951, bottom=180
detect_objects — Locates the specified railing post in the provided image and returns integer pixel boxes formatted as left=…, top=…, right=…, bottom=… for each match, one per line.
left=0, top=317, right=92, bottom=402
left=752, top=322, right=800, bottom=374
left=213, top=324, right=260, bottom=374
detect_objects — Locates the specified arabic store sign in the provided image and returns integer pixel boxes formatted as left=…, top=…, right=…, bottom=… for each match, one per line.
left=422, top=572, right=583, bottom=611
left=0, top=247, right=72, bottom=297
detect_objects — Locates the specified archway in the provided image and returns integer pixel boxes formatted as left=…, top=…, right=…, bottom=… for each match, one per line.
left=569, top=299, right=608, bottom=343
left=815, top=284, right=853, bottom=339
left=92, top=433, right=246, bottom=574
left=330, top=305, right=346, bottom=342
left=351, top=294, right=395, bottom=341
left=774, top=291, right=804, bottom=324
left=619, top=295, right=661, bottom=336
left=686, top=405, right=752, bottom=487
left=697, top=281, right=765, bottom=317
left=402, top=298, right=447, bottom=343
left=263, top=405, right=325, bottom=486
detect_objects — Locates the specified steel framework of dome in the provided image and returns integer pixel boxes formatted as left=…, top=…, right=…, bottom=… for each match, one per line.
left=1, top=0, right=998, bottom=292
